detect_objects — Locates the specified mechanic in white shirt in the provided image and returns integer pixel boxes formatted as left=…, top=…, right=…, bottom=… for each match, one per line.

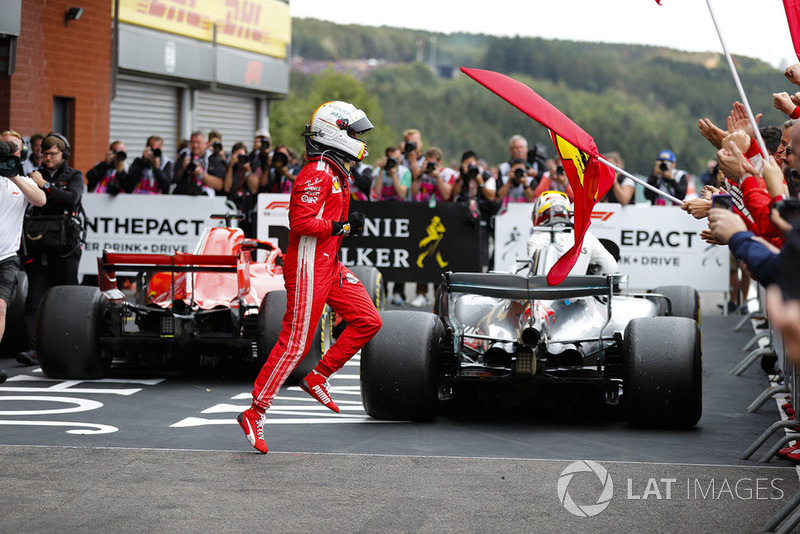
left=526, top=190, right=618, bottom=276
left=0, top=134, right=46, bottom=381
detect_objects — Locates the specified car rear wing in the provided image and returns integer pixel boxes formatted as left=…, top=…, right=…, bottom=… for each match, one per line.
left=443, top=272, right=612, bottom=301
left=97, top=251, right=238, bottom=294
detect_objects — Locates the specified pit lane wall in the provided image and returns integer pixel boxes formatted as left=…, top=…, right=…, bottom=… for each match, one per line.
left=494, top=203, right=729, bottom=291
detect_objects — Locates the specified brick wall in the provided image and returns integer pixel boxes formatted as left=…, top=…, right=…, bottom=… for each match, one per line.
left=0, top=0, right=112, bottom=175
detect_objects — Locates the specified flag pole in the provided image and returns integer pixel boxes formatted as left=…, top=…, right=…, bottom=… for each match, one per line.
left=596, top=156, right=683, bottom=205
left=705, top=0, right=769, bottom=159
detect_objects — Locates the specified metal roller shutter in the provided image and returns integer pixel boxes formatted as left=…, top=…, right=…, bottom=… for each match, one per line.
left=110, top=79, right=179, bottom=161
left=195, top=91, right=257, bottom=152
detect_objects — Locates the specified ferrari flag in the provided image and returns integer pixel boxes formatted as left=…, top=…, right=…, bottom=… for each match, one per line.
left=785, top=0, right=800, bottom=62
left=460, top=67, right=615, bottom=285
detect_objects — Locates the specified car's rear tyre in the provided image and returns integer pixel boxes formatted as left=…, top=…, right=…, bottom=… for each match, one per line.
left=37, top=286, right=110, bottom=379
left=623, top=316, right=702, bottom=428
left=361, top=310, right=443, bottom=421
left=257, top=290, right=331, bottom=385
left=347, top=266, right=386, bottom=311
left=653, top=285, right=699, bottom=321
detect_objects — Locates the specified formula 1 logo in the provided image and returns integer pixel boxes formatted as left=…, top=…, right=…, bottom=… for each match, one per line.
left=557, top=460, right=614, bottom=517
left=590, top=211, right=614, bottom=221
left=264, top=201, right=290, bottom=211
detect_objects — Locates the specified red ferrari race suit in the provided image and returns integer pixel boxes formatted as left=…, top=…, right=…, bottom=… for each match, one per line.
left=251, top=155, right=382, bottom=410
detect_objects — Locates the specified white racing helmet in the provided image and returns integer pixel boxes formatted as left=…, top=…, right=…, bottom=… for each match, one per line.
left=533, top=190, right=572, bottom=226
left=304, top=101, right=373, bottom=161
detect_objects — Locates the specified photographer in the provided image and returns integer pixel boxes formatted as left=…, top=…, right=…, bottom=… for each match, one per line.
left=127, top=136, right=173, bottom=194
left=224, top=142, right=259, bottom=236
left=372, top=146, right=412, bottom=201
left=497, top=158, right=536, bottom=204
left=262, top=144, right=299, bottom=194
left=173, top=130, right=222, bottom=196
left=18, top=133, right=85, bottom=365
left=411, top=146, right=457, bottom=203
left=249, top=129, right=272, bottom=175
left=645, top=149, right=689, bottom=206
left=498, top=135, right=543, bottom=187
left=0, top=136, right=46, bottom=372
left=86, top=141, right=129, bottom=196
left=206, top=130, right=228, bottom=178
left=452, top=150, right=495, bottom=270
left=401, top=129, right=424, bottom=181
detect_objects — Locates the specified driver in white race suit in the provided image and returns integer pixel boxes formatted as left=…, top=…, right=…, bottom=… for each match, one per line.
left=526, top=190, right=618, bottom=275
left=237, top=101, right=382, bottom=454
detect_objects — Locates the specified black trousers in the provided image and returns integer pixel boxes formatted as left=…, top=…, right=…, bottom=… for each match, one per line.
left=21, top=250, right=81, bottom=350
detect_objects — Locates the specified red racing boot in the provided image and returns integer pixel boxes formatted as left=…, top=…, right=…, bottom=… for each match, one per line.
left=300, top=370, right=340, bottom=413
left=237, top=405, right=268, bottom=454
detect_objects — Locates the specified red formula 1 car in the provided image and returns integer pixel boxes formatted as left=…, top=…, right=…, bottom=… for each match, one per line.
left=36, top=217, right=383, bottom=380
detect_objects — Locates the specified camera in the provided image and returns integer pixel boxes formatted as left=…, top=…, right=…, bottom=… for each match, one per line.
left=404, top=141, right=416, bottom=154
left=659, top=161, right=669, bottom=172
left=258, top=137, right=270, bottom=151
left=465, top=163, right=479, bottom=179
left=776, top=197, right=800, bottom=228
left=151, top=147, right=162, bottom=159
left=114, top=150, right=127, bottom=162
left=385, top=157, right=398, bottom=170
left=211, top=141, right=223, bottom=153
left=236, top=154, right=249, bottom=166
left=425, top=161, right=436, bottom=174
left=185, top=161, right=198, bottom=175
left=272, top=151, right=288, bottom=168
left=556, top=164, right=564, bottom=175
left=106, top=177, right=121, bottom=196
left=513, top=168, right=525, bottom=179
left=527, top=143, right=547, bottom=168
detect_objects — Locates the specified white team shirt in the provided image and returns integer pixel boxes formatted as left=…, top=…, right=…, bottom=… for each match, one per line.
left=0, top=175, right=36, bottom=260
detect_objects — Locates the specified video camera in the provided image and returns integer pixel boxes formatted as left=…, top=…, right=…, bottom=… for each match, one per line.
left=527, top=143, right=548, bottom=169
left=0, top=141, right=22, bottom=178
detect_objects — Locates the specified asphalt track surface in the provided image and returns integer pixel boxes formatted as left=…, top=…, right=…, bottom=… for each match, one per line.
left=1, top=297, right=800, bottom=533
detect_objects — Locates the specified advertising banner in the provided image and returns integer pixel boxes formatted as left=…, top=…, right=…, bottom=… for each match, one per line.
left=257, top=194, right=482, bottom=283
left=494, top=203, right=728, bottom=291
left=118, top=0, right=291, bottom=58
left=78, top=193, right=229, bottom=278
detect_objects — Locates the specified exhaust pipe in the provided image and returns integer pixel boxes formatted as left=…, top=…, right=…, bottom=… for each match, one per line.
left=519, top=325, right=541, bottom=347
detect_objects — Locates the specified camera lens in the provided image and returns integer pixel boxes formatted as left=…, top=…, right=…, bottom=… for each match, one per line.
left=115, top=150, right=127, bottom=161
left=514, top=168, right=525, bottom=179
left=151, top=147, right=162, bottom=158
left=659, top=161, right=669, bottom=171
left=237, top=154, right=248, bottom=166
left=426, top=162, right=436, bottom=173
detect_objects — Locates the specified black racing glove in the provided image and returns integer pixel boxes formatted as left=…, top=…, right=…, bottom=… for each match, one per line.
left=331, top=212, right=365, bottom=236
left=347, top=211, right=365, bottom=236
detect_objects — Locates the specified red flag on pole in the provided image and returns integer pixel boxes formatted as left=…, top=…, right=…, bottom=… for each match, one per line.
left=460, top=67, right=615, bottom=285
left=785, top=0, right=800, bottom=62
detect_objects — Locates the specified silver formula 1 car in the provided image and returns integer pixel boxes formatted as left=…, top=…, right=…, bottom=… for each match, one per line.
left=360, top=241, right=702, bottom=427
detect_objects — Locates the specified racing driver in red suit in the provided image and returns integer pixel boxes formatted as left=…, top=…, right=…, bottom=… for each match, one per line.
left=238, top=101, right=382, bottom=453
